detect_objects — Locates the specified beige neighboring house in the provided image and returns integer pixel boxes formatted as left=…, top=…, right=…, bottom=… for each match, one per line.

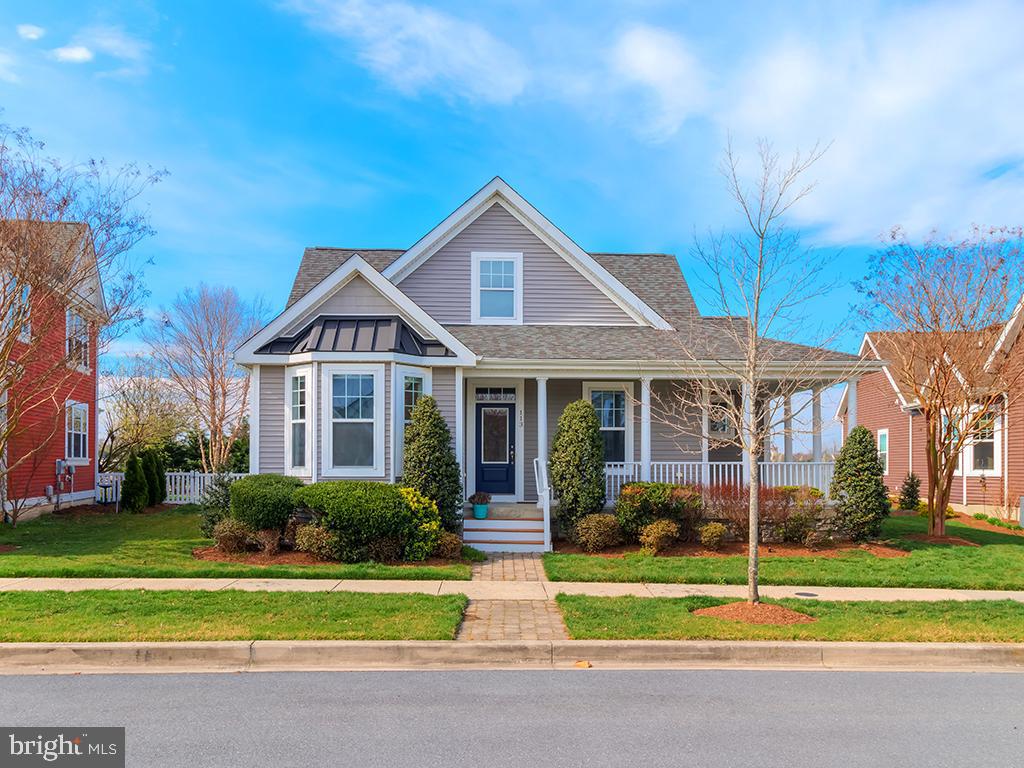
left=235, top=178, right=865, bottom=552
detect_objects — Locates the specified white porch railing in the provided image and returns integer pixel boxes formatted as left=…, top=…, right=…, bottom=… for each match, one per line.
left=97, top=472, right=248, bottom=505
left=603, top=461, right=834, bottom=505
left=532, top=458, right=552, bottom=551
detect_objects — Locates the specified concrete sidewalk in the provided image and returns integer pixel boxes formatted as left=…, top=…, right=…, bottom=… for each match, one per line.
left=1, top=576, right=1023, bottom=602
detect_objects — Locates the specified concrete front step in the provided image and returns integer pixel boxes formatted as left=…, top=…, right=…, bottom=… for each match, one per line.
left=463, top=529, right=545, bottom=544
left=469, top=542, right=548, bottom=553
left=463, top=517, right=544, bottom=531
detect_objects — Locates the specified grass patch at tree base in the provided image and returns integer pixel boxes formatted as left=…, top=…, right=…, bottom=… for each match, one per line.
left=0, top=590, right=468, bottom=642
left=556, top=594, right=1024, bottom=642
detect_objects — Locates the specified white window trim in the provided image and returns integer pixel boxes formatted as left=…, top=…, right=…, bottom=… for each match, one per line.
left=284, top=364, right=312, bottom=476
left=320, top=363, right=386, bottom=478
left=64, top=399, right=89, bottom=466
left=876, top=428, right=889, bottom=476
left=470, top=251, right=523, bottom=325
left=583, top=381, right=635, bottom=468
left=66, top=309, right=90, bottom=372
left=393, top=364, right=432, bottom=479
left=961, top=410, right=1002, bottom=478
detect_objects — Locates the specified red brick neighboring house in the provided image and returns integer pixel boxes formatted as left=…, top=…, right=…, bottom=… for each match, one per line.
left=837, top=306, right=1024, bottom=516
left=2, top=224, right=104, bottom=520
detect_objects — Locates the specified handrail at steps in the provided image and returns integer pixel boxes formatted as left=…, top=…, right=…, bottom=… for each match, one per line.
left=532, top=457, right=552, bottom=551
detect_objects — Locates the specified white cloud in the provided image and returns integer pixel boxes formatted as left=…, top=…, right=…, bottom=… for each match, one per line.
left=52, top=45, right=93, bottom=63
left=717, top=1, right=1024, bottom=242
left=609, top=24, right=707, bottom=142
left=16, top=24, right=45, bottom=41
left=283, top=0, right=529, bottom=103
left=50, top=26, right=149, bottom=76
left=0, top=49, right=17, bottom=83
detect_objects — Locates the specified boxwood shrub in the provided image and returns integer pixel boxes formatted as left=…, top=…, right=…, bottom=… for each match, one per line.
left=229, top=474, right=303, bottom=532
left=293, top=481, right=416, bottom=563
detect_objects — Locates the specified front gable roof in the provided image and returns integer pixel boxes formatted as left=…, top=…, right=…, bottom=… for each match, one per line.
left=381, top=177, right=673, bottom=330
left=236, top=254, right=476, bottom=364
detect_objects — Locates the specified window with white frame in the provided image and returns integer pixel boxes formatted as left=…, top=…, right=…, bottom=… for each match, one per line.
left=65, top=401, right=88, bottom=462
left=584, top=383, right=633, bottom=464
left=5, top=281, right=30, bottom=341
left=394, top=366, right=431, bottom=474
left=471, top=252, right=522, bottom=324
left=323, top=365, right=384, bottom=476
left=66, top=310, right=89, bottom=369
left=969, top=411, right=997, bottom=473
left=287, top=369, right=309, bottom=472
left=876, top=428, right=889, bottom=475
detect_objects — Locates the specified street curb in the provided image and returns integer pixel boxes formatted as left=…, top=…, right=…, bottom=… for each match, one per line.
left=0, top=640, right=1022, bottom=674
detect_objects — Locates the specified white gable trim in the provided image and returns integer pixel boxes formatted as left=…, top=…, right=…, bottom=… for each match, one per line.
left=862, top=332, right=911, bottom=409
left=985, top=292, right=1024, bottom=371
left=235, top=255, right=477, bottom=365
left=382, top=177, right=673, bottom=330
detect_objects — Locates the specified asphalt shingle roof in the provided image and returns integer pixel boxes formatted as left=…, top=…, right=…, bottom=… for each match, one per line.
left=281, top=247, right=858, bottom=363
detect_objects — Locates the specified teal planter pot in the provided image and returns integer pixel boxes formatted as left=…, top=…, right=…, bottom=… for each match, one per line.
left=473, top=504, right=489, bottom=519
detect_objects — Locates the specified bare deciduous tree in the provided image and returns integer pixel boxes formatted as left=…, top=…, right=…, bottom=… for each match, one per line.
left=651, top=140, right=860, bottom=604
left=144, top=284, right=263, bottom=473
left=0, top=122, right=160, bottom=524
left=99, top=358, right=189, bottom=471
left=858, top=227, right=1024, bottom=536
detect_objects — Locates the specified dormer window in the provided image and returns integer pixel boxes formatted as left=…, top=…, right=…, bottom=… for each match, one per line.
left=471, top=251, right=522, bottom=324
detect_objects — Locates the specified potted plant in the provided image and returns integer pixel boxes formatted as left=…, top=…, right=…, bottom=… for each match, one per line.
left=468, top=491, right=491, bottom=519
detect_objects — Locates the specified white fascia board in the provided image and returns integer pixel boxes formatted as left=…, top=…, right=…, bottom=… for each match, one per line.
left=382, top=177, right=673, bottom=330
left=985, top=293, right=1024, bottom=371
left=474, top=357, right=882, bottom=378
left=834, top=383, right=848, bottom=420
left=238, top=351, right=476, bottom=367
left=863, top=332, right=910, bottom=409
left=235, top=254, right=477, bottom=363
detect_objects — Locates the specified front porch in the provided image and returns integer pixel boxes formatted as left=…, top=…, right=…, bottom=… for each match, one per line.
left=457, top=372, right=856, bottom=552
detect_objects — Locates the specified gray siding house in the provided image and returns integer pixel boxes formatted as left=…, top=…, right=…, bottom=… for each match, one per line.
left=236, top=178, right=864, bottom=552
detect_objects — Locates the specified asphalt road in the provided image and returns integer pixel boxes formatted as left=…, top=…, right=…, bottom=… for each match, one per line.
left=1, top=670, right=1021, bottom=767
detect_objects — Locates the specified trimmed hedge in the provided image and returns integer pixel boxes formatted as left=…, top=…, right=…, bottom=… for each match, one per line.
left=614, top=482, right=703, bottom=541
left=399, top=486, right=442, bottom=562
left=639, top=519, right=680, bottom=555
left=293, top=481, right=415, bottom=563
left=402, top=395, right=463, bottom=532
left=229, top=474, right=303, bottom=532
left=575, top=514, right=624, bottom=553
left=549, top=399, right=606, bottom=535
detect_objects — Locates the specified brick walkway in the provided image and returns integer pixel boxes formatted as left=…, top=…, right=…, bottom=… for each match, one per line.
left=470, top=553, right=546, bottom=582
left=456, top=599, right=568, bottom=641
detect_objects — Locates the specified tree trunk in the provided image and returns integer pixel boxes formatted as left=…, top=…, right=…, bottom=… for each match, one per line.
left=748, top=452, right=760, bottom=604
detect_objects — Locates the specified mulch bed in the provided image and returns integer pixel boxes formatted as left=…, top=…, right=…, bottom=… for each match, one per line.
left=0, top=544, right=16, bottom=554
left=52, top=502, right=173, bottom=519
left=951, top=513, right=1024, bottom=537
left=693, top=601, right=817, bottom=625
left=554, top=540, right=908, bottom=559
left=192, top=546, right=457, bottom=569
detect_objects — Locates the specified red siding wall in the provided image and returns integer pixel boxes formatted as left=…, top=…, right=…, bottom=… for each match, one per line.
left=6, top=293, right=97, bottom=504
left=850, top=370, right=911, bottom=496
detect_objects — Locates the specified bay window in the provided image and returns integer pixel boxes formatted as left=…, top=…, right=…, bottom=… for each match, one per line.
left=322, top=364, right=384, bottom=477
left=394, top=365, right=431, bottom=475
left=285, top=366, right=311, bottom=474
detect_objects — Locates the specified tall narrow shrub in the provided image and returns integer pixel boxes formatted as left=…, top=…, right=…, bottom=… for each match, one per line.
left=154, top=452, right=168, bottom=502
left=548, top=399, right=606, bottom=536
left=403, top=395, right=462, bottom=531
left=832, top=426, right=890, bottom=540
left=898, top=472, right=920, bottom=511
left=141, top=450, right=160, bottom=507
left=121, top=453, right=149, bottom=514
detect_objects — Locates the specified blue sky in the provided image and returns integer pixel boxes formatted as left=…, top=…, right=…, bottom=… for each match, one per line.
left=1, top=0, right=1022, bottom=373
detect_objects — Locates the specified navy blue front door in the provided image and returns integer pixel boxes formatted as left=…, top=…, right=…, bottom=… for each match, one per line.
left=476, top=403, right=515, bottom=495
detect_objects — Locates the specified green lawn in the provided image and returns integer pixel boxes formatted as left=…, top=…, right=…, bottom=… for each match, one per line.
left=0, top=589, right=468, bottom=641
left=557, top=594, right=1024, bottom=642
left=544, top=517, right=1024, bottom=590
left=0, top=506, right=472, bottom=580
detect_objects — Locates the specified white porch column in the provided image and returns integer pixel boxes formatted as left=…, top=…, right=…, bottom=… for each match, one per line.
left=640, top=377, right=652, bottom=481
left=741, top=382, right=752, bottom=484
left=454, top=368, right=465, bottom=493
left=536, top=376, right=548, bottom=467
left=248, top=365, right=260, bottom=475
left=701, top=381, right=710, bottom=486
left=811, top=388, right=823, bottom=462
left=847, top=377, right=859, bottom=435
left=783, top=396, right=794, bottom=462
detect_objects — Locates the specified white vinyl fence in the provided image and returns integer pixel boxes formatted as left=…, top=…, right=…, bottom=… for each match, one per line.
left=97, top=472, right=248, bottom=505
